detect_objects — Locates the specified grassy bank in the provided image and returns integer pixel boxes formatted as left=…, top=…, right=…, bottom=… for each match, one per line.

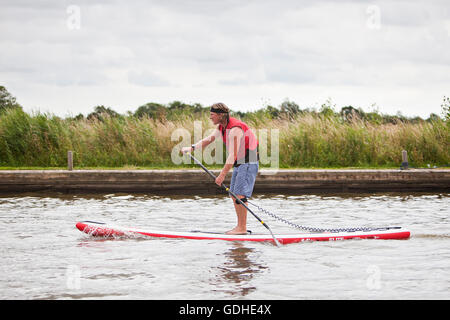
left=0, top=106, right=448, bottom=169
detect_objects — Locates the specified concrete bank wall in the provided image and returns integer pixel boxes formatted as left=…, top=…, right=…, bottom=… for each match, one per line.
left=0, top=169, right=449, bottom=194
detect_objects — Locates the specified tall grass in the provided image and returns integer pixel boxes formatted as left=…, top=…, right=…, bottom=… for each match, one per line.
left=276, top=114, right=449, bottom=168
left=0, top=107, right=448, bottom=168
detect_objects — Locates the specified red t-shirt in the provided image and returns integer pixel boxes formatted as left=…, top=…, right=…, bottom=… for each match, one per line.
left=218, top=117, right=259, bottom=164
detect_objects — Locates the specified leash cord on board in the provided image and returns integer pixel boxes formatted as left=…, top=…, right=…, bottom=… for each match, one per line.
left=247, top=200, right=377, bottom=233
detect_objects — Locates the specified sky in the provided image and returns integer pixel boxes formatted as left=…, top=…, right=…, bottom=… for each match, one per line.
left=1, top=0, right=449, bottom=118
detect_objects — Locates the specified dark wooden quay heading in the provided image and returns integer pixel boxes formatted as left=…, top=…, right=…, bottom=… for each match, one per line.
left=0, top=169, right=448, bottom=194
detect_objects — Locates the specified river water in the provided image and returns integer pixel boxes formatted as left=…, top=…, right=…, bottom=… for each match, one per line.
left=0, top=192, right=448, bottom=300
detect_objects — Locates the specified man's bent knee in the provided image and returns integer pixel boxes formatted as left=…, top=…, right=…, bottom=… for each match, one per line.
left=234, top=196, right=248, bottom=205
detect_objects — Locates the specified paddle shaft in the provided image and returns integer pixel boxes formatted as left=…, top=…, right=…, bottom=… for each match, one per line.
left=187, top=152, right=281, bottom=246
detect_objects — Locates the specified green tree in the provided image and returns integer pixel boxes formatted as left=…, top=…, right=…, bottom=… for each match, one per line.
left=340, top=106, right=362, bottom=122
left=0, top=86, right=22, bottom=113
left=265, top=105, right=280, bottom=119
left=280, top=100, right=300, bottom=119
left=134, top=102, right=167, bottom=119
left=87, top=105, right=121, bottom=121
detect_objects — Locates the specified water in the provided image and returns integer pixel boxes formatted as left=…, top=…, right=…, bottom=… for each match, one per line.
left=0, top=192, right=449, bottom=300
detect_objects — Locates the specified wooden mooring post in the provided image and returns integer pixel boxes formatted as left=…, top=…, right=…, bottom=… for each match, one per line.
left=401, top=150, right=409, bottom=170
left=68, top=151, right=73, bottom=171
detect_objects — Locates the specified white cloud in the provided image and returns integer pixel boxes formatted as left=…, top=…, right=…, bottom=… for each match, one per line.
left=0, top=0, right=449, bottom=118
left=128, top=68, right=171, bottom=86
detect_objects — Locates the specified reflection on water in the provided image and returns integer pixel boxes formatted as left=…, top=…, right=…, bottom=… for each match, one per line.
left=211, top=243, right=267, bottom=297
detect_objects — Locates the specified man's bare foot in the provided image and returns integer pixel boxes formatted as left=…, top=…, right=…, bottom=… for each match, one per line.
left=225, top=227, right=248, bottom=235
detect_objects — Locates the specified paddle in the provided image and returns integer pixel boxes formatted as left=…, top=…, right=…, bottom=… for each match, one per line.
left=186, top=152, right=281, bottom=247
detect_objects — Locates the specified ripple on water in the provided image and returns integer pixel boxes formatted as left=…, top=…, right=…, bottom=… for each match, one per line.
left=0, top=192, right=448, bottom=299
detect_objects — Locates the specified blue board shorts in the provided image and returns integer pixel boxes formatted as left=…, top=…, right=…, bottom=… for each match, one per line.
left=230, top=162, right=259, bottom=198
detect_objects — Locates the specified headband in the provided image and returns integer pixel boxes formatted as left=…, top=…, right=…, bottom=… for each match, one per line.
left=210, top=107, right=229, bottom=114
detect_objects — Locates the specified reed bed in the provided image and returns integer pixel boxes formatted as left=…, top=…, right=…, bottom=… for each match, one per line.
left=0, top=107, right=448, bottom=168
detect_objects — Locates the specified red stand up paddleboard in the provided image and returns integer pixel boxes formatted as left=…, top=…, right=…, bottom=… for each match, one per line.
left=76, top=221, right=410, bottom=245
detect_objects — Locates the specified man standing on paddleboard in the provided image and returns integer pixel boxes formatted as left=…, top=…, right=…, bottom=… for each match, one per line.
left=181, top=103, right=259, bottom=235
